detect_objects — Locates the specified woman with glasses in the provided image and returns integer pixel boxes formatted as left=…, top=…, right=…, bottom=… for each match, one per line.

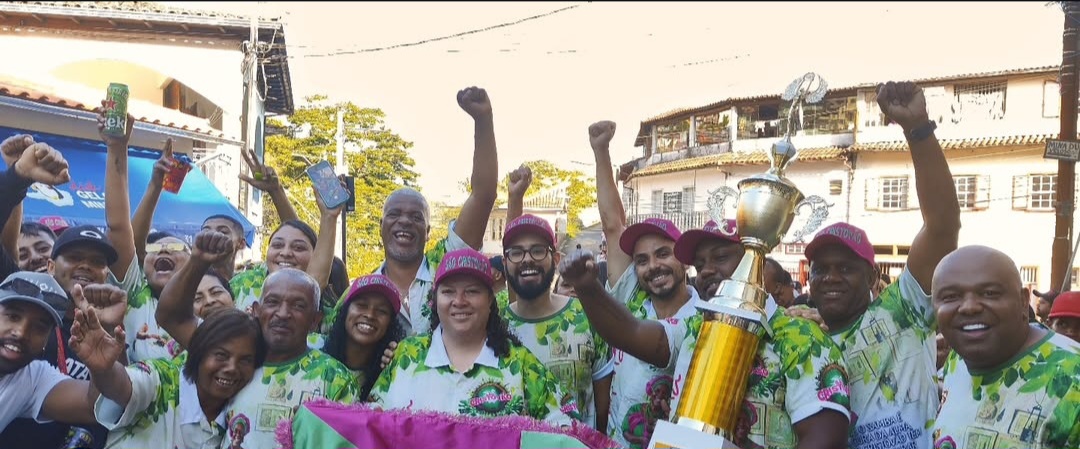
left=322, top=274, right=406, bottom=400
left=370, top=248, right=578, bottom=424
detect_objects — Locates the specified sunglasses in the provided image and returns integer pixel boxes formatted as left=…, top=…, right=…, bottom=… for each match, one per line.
left=0, top=277, right=69, bottom=315
left=146, top=242, right=190, bottom=254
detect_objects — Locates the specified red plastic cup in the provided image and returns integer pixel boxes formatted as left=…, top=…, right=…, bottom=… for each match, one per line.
left=162, top=157, right=193, bottom=194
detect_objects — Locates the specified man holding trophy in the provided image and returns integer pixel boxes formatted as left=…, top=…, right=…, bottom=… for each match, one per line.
left=561, top=73, right=854, bottom=449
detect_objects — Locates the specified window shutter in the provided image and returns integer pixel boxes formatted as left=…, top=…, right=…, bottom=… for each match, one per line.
left=1012, top=175, right=1029, bottom=210
left=682, top=187, right=695, bottom=214
left=906, top=175, right=919, bottom=211
left=975, top=175, right=991, bottom=211
left=864, top=177, right=879, bottom=211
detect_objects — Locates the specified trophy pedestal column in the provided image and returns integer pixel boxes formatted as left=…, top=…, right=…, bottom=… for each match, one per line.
left=648, top=420, right=741, bottom=449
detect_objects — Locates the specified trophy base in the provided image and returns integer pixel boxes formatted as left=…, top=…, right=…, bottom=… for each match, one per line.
left=648, top=420, right=742, bottom=449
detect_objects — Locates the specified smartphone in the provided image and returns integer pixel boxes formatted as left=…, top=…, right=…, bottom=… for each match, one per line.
left=305, top=160, right=351, bottom=210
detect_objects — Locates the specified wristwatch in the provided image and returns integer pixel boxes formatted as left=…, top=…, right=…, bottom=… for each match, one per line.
left=906, top=120, right=937, bottom=143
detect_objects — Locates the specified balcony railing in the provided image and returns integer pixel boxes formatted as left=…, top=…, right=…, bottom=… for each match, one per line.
left=628, top=211, right=710, bottom=231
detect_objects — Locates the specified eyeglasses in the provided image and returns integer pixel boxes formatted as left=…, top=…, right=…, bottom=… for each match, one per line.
left=0, top=277, right=69, bottom=315
left=504, top=245, right=553, bottom=264
left=146, top=243, right=190, bottom=254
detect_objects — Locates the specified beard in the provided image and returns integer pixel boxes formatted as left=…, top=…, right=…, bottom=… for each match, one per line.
left=508, top=266, right=556, bottom=300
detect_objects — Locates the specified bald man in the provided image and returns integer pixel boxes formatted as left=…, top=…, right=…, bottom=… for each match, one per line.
left=931, top=246, right=1080, bottom=449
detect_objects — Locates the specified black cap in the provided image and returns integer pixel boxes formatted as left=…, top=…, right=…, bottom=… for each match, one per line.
left=51, top=224, right=119, bottom=265
left=0, top=272, right=69, bottom=327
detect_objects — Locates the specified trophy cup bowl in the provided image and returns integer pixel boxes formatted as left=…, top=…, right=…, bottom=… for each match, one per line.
left=664, top=74, right=831, bottom=446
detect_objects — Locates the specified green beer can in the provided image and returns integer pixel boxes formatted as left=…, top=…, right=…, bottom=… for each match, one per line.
left=103, top=82, right=130, bottom=137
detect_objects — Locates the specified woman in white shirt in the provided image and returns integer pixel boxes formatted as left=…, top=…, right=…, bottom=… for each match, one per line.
left=370, top=248, right=578, bottom=424
left=72, top=306, right=266, bottom=449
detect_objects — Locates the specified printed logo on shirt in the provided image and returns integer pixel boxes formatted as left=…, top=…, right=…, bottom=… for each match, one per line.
left=815, top=363, right=851, bottom=407
left=459, top=381, right=519, bottom=417
left=227, top=413, right=251, bottom=449
left=559, top=391, right=580, bottom=416
left=933, top=434, right=957, bottom=449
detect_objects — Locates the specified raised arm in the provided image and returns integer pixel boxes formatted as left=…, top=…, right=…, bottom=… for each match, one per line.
left=589, top=121, right=630, bottom=286
left=0, top=140, right=71, bottom=227
left=239, top=147, right=299, bottom=223
left=504, top=165, right=532, bottom=304
left=877, top=82, right=960, bottom=292
left=306, top=182, right=345, bottom=288
left=453, top=86, right=499, bottom=249
left=0, top=134, right=35, bottom=255
left=156, top=230, right=233, bottom=349
left=98, top=106, right=138, bottom=279
left=131, top=139, right=174, bottom=266
left=559, top=250, right=671, bottom=367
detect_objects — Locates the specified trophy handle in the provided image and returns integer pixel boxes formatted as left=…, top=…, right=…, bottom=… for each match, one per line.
left=706, top=186, right=740, bottom=237
left=785, top=195, right=833, bottom=244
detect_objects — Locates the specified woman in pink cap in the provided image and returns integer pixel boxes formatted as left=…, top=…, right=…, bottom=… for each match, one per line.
left=369, top=248, right=578, bottom=424
left=323, top=274, right=406, bottom=400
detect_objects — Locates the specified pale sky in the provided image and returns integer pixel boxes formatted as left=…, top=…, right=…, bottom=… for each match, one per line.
left=168, top=1, right=1064, bottom=204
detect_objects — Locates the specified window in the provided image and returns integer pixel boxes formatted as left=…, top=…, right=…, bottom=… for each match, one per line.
left=879, top=177, right=909, bottom=210
left=798, top=96, right=857, bottom=135
left=622, top=186, right=636, bottom=214
left=682, top=187, right=695, bottom=214
left=655, top=119, right=691, bottom=153
left=651, top=190, right=663, bottom=214
left=1030, top=175, right=1056, bottom=210
left=489, top=218, right=505, bottom=241
left=829, top=180, right=843, bottom=196
left=1021, top=266, right=1039, bottom=286
left=954, top=176, right=977, bottom=209
left=663, top=192, right=683, bottom=214
left=737, top=104, right=782, bottom=139
left=953, top=80, right=1007, bottom=121
left=861, top=91, right=887, bottom=128
left=695, top=112, right=730, bottom=146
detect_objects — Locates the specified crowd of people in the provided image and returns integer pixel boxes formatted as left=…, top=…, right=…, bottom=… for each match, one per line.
left=0, top=81, right=1076, bottom=449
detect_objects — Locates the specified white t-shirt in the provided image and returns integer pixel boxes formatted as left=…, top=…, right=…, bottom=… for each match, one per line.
left=831, top=270, right=937, bottom=449
left=0, top=360, right=68, bottom=429
left=605, top=265, right=699, bottom=449
left=369, top=326, right=576, bottom=426
left=94, top=357, right=227, bottom=449
left=933, top=328, right=1080, bottom=449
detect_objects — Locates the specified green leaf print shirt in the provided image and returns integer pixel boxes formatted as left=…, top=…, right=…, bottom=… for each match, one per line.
left=830, top=270, right=938, bottom=449
left=94, top=357, right=227, bottom=449
left=500, top=294, right=614, bottom=427
left=605, top=265, right=699, bottom=449
left=229, top=263, right=268, bottom=316
left=115, top=255, right=184, bottom=363
left=667, top=302, right=853, bottom=449
left=368, top=326, right=578, bottom=425
left=222, top=349, right=358, bottom=449
left=933, top=328, right=1080, bottom=449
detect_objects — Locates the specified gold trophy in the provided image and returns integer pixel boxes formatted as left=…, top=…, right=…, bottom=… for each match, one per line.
left=648, top=73, right=832, bottom=449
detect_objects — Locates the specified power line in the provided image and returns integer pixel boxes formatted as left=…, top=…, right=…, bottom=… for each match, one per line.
left=292, top=3, right=586, bottom=59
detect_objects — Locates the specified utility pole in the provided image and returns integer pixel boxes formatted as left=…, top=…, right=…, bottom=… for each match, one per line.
left=335, top=108, right=347, bottom=264
left=239, top=11, right=261, bottom=258
left=1053, top=1, right=1080, bottom=291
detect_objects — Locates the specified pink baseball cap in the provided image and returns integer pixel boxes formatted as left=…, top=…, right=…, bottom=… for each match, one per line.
left=503, top=214, right=556, bottom=247
left=38, top=216, right=70, bottom=234
left=1049, top=291, right=1080, bottom=320
left=619, top=218, right=683, bottom=256
left=344, top=274, right=402, bottom=314
left=674, top=219, right=740, bottom=265
left=804, top=222, right=875, bottom=268
left=435, top=248, right=494, bottom=289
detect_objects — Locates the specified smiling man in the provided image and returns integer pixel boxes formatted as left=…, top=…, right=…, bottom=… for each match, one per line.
left=16, top=222, right=56, bottom=274
left=931, top=246, right=1080, bottom=449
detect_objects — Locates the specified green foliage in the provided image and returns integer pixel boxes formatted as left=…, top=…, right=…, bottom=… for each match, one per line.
left=459, top=160, right=597, bottom=238
left=262, top=95, right=418, bottom=278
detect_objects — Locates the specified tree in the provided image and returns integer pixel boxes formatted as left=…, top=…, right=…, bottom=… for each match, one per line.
left=459, top=160, right=597, bottom=238
left=262, top=95, right=418, bottom=278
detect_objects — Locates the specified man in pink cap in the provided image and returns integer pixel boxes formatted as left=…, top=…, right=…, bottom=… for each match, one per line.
left=497, top=213, right=612, bottom=430
left=802, top=81, right=961, bottom=449
left=561, top=218, right=853, bottom=449
left=574, top=120, right=698, bottom=448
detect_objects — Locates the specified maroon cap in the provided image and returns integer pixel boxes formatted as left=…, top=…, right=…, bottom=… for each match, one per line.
left=344, top=274, right=402, bottom=314
left=674, top=219, right=740, bottom=265
left=804, top=222, right=875, bottom=268
left=503, top=214, right=556, bottom=247
left=619, top=218, right=682, bottom=256
left=38, top=216, right=69, bottom=234
left=435, top=248, right=494, bottom=289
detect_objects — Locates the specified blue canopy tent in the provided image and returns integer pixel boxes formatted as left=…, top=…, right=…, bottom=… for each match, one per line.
left=1, top=126, right=255, bottom=246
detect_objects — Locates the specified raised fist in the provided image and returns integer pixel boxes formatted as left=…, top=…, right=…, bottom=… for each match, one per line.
left=558, top=250, right=600, bottom=290
left=193, top=230, right=235, bottom=265
left=457, top=86, right=492, bottom=119
left=589, top=121, right=617, bottom=152
left=72, top=283, right=127, bottom=334
left=1, top=134, right=34, bottom=168
left=876, top=81, right=930, bottom=131
left=507, top=164, right=532, bottom=199
left=14, top=143, right=70, bottom=186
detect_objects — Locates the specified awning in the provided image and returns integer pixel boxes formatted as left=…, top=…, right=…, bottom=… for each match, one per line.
left=1, top=126, right=255, bottom=245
